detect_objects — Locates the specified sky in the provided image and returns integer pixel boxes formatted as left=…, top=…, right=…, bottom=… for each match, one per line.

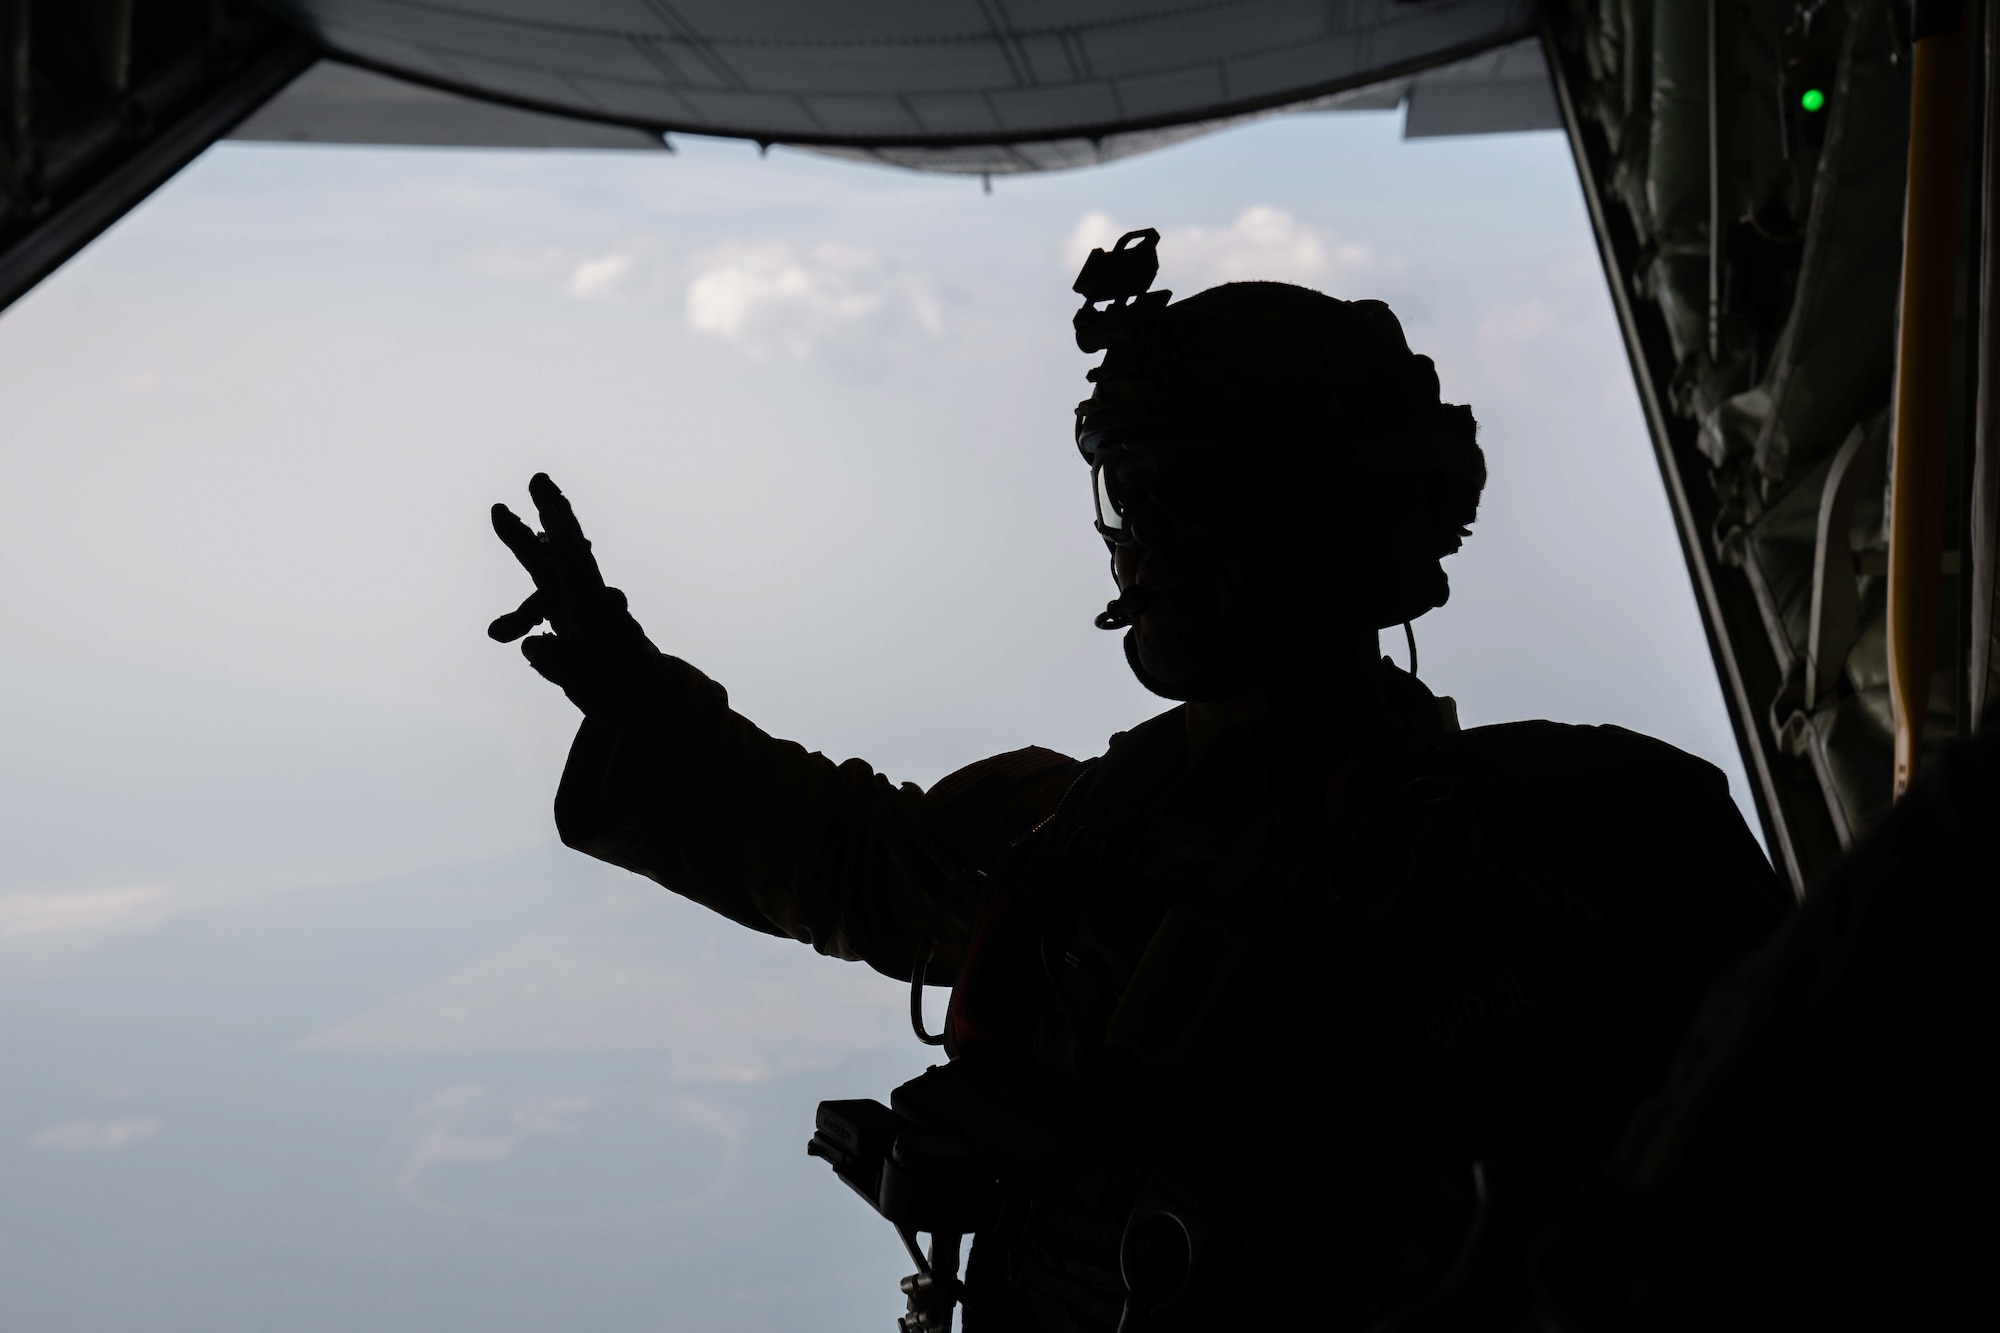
left=0, top=105, right=1759, bottom=1332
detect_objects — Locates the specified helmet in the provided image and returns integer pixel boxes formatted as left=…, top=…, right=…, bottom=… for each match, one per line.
left=1071, top=229, right=1485, bottom=635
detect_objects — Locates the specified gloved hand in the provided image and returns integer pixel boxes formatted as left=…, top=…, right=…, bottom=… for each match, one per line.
left=489, top=473, right=663, bottom=718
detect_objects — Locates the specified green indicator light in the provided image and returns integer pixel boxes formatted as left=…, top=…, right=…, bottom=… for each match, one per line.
left=1801, top=88, right=1827, bottom=113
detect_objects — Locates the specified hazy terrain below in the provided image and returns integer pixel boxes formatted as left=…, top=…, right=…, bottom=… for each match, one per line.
left=1, top=847, right=933, bottom=1332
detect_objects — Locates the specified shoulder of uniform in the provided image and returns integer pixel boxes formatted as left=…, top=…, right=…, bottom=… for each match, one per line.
left=923, top=745, right=1084, bottom=865
left=1454, top=720, right=1730, bottom=800
left=927, top=745, right=1080, bottom=801
left=1452, top=721, right=1787, bottom=931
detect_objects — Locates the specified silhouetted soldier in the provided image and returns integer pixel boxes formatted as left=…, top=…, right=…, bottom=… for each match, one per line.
left=489, top=230, right=1785, bottom=1332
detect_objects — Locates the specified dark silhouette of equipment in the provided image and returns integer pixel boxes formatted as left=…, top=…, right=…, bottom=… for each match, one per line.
left=807, top=1065, right=1035, bottom=1333
left=1071, top=228, right=1169, bottom=355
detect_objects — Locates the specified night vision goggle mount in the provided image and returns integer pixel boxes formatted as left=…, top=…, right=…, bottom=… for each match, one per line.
left=1072, top=228, right=1171, bottom=354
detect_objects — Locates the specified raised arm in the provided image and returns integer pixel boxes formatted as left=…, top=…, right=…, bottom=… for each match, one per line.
left=490, top=474, right=1078, bottom=981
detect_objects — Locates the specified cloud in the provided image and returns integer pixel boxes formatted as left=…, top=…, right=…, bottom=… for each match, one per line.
left=465, top=235, right=948, bottom=365
left=463, top=240, right=677, bottom=305
left=1064, top=206, right=1372, bottom=295
left=559, top=241, right=683, bottom=306
left=31, top=1118, right=160, bottom=1151
left=1064, top=211, right=1123, bottom=270
left=0, top=885, right=172, bottom=939
left=563, top=253, right=638, bottom=301
left=685, top=240, right=944, bottom=362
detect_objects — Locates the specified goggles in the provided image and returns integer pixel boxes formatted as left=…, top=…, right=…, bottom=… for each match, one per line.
left=1089, top=438, right=1242, bottom=546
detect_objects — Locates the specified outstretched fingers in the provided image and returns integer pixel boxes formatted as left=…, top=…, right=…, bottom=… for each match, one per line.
left=527, top=473, right=608, bottom=596
left=491, top=503, right=554, bottom=584
left=493, top=477, right=637, bottom=663
left=488, top=590, right=547, bottom=643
